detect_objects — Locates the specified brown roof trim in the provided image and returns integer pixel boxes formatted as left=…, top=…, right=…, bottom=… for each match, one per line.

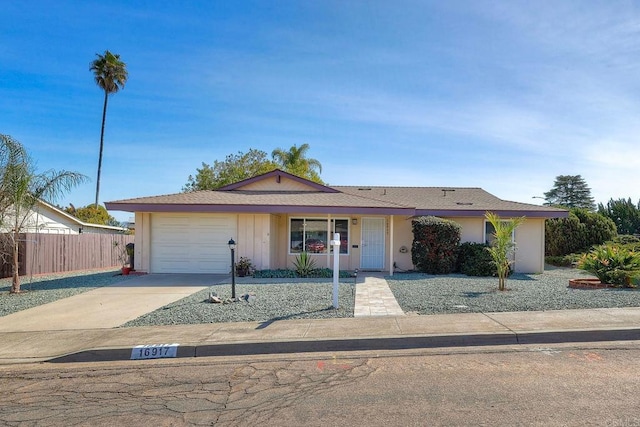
left=218, top=169, right=340, bottom=193
left=415, top=209, right=569, bottom=219
left=105, top=203, right=414, bottom=215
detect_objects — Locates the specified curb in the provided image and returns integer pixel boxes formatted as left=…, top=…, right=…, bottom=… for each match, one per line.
left=47, top=328, right=640, bottom=363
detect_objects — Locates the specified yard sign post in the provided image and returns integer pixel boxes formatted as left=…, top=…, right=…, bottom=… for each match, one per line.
left=331, top=233, right=340, bottom=308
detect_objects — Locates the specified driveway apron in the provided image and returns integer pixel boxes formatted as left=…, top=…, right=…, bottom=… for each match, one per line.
left=0, top=274, right=226, bottom=332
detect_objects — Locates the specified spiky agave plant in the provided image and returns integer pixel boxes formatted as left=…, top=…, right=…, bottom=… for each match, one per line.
left=293, top=252, right=316, bottom=277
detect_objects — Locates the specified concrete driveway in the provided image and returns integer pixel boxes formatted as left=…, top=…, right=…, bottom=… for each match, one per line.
left=0, top=274, right=228, bottom=332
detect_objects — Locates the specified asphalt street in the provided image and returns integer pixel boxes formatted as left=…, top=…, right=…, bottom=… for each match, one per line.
left=1, top=342, right=639, bottom=426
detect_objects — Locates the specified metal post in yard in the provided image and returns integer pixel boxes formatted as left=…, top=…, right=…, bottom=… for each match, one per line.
left=228, top=238, right=237, bottom=300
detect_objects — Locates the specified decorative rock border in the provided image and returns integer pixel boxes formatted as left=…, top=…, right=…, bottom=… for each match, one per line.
left=568, top=278, right=611, bottom=289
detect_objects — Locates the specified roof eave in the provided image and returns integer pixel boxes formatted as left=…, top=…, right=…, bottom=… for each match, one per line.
left=218, top=169, right=340, bottom=193
left=105, top=202, right=414, bottom=216
left=415, top=209, right=569, bottom=218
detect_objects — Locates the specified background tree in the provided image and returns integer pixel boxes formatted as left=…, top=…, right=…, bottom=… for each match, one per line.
left=90, top=50, right=128, bottom=207
left=597, top=198, right=640, bottom=235
left=0, top=134, right=87, bottom=293
left=485, top=212, right=525, bottom=291
left=543, top=175, right=595, bottom=210
left=182, top=149, right=278, bottom=192
left=271, top=143, right=323, bottom=183
left=64, top=203, right=120, bottom=226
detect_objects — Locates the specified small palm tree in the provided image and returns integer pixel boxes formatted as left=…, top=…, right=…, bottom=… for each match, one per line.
left=90, top=50, right=128, bottom=207
left=0, top=134, right=87, bottom=293
left=485, top=212, right=525, bottom=291
left=271, top=143, right=323, bottom=183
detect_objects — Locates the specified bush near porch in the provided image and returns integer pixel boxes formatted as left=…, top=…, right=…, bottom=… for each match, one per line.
left=411, top=216, right=461, bottom=274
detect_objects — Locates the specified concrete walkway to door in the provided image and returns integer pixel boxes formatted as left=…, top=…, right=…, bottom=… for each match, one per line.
left=354, top=273, right=405, bottom=317
left=0, top=274, right=227, bottom=332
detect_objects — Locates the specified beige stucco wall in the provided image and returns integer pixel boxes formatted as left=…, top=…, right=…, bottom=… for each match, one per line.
left=513, top=218, right=545, bottom=274
left=442, top=216, right=545, bottom=274
left=454, top=217, right=484, bottom=243
left=399, top=216, right=545, bottom=274
left=237, top=214, right=271, bottom=270
left=390, top=216, right=413, bottom=272
left=134, top=212, right=150, bottom=272
left=269, top=214, right=281, bottom=270
left=238, top=175, right=318, bottom=192
left=135, top=211, right=545, bottom=275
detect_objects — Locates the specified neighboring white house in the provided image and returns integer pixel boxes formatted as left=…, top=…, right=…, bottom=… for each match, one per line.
left=0, top=200, right=128, bottom=235
left=106, top=169, right=567, bottom=275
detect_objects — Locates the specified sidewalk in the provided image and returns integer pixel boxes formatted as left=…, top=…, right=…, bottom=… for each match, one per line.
left=2, top=307, right=640, bottom=364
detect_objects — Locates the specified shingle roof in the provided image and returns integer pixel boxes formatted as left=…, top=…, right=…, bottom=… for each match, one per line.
left=105, top=172, right=567, bottom=218
left=333, top=186, right=566, bottom=215
left=105, top=190, right=414, bottom=215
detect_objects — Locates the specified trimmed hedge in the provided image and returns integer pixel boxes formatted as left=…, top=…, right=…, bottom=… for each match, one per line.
left=411, top=216, right=461, bottom=274
left=253, top=268, right=353, bottom=279
left=457, top=242, right=496, bottom=276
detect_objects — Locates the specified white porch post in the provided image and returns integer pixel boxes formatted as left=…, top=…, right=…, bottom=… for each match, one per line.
left=326, top=214, right=331, bottom=268
left=389, top=215, right=394, bottom=276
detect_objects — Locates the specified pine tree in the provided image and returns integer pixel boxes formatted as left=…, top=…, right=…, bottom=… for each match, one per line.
left=544, top=175, right=595, bottom=210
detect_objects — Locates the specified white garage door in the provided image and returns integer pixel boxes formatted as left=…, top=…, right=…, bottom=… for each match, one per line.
left=151, top=213, right=237, bottom=274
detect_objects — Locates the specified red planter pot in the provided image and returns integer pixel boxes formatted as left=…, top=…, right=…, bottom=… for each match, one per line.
left=568, top=278, right=610, bottom=289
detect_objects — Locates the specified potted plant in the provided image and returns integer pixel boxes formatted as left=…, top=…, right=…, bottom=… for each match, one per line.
left=235, top=257, right=254, bottom=277
left=113, top=241, right=132, bottom=275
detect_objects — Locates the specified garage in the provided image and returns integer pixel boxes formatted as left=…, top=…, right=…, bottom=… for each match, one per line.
left=150, top=213, right=237, bottom=273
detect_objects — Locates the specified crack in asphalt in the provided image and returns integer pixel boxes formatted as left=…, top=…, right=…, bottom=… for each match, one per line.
left=0, top=358, right=376, bottom=426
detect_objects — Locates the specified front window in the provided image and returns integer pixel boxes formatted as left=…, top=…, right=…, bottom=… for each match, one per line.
left=484, top=221, right=515, bottom=245
left=289, top=218, right=349, bottom=254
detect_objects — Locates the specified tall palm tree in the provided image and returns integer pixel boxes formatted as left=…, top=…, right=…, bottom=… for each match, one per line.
left=90, top=50, right=128, bottom=207
left=0, top=134, right=87, bottom=293
left=271, top=143, right=323, bottom=183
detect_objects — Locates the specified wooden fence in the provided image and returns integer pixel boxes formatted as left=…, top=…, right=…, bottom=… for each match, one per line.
left=0, top=233, right=135, bottom=278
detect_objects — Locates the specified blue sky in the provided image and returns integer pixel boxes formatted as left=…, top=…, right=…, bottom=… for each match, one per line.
left=2, top=1, right=639, bottom=221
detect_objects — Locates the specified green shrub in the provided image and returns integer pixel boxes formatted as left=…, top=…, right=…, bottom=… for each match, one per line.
left=573, top=208, right=617, bottom=247
left=253, top=269, right=297, bottom=278
left=546, top=209, right=617, bottom=256
left=610, top=234, right=640, bottom=245
left=578, top=244, right=640, bottom=287
left=411, top=216, right=461, bottom=274
left=609, top=235, right=640, bottom=253
left=544, top=254, right=581, bottom=267
left=247, top=268, right=352, bottom=279
left=306, top=268, right=353, bottom=278
left=457, top=242, right=496, bottom=276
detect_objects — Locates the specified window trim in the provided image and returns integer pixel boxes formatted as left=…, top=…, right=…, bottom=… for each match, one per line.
left=483, top=220, right=516, bottom=245
left=288, top=217, right=350, bottom=255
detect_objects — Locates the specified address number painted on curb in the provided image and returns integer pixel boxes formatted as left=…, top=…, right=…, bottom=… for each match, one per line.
left=131, top=343, right=179, bottom=360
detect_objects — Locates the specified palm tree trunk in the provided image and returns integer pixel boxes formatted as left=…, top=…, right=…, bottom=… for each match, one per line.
left=95, top=90, right=109, bottom=207
left=10, top=228, right=20, bottom=293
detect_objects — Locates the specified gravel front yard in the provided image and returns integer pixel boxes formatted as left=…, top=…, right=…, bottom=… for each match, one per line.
left=0, top=269, right=132, bottom=317
left=2, top=266, right=640, bottom=327
left=123, top=280, right=356, bottom=327
left=387, top=267, right=640, bottom=315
